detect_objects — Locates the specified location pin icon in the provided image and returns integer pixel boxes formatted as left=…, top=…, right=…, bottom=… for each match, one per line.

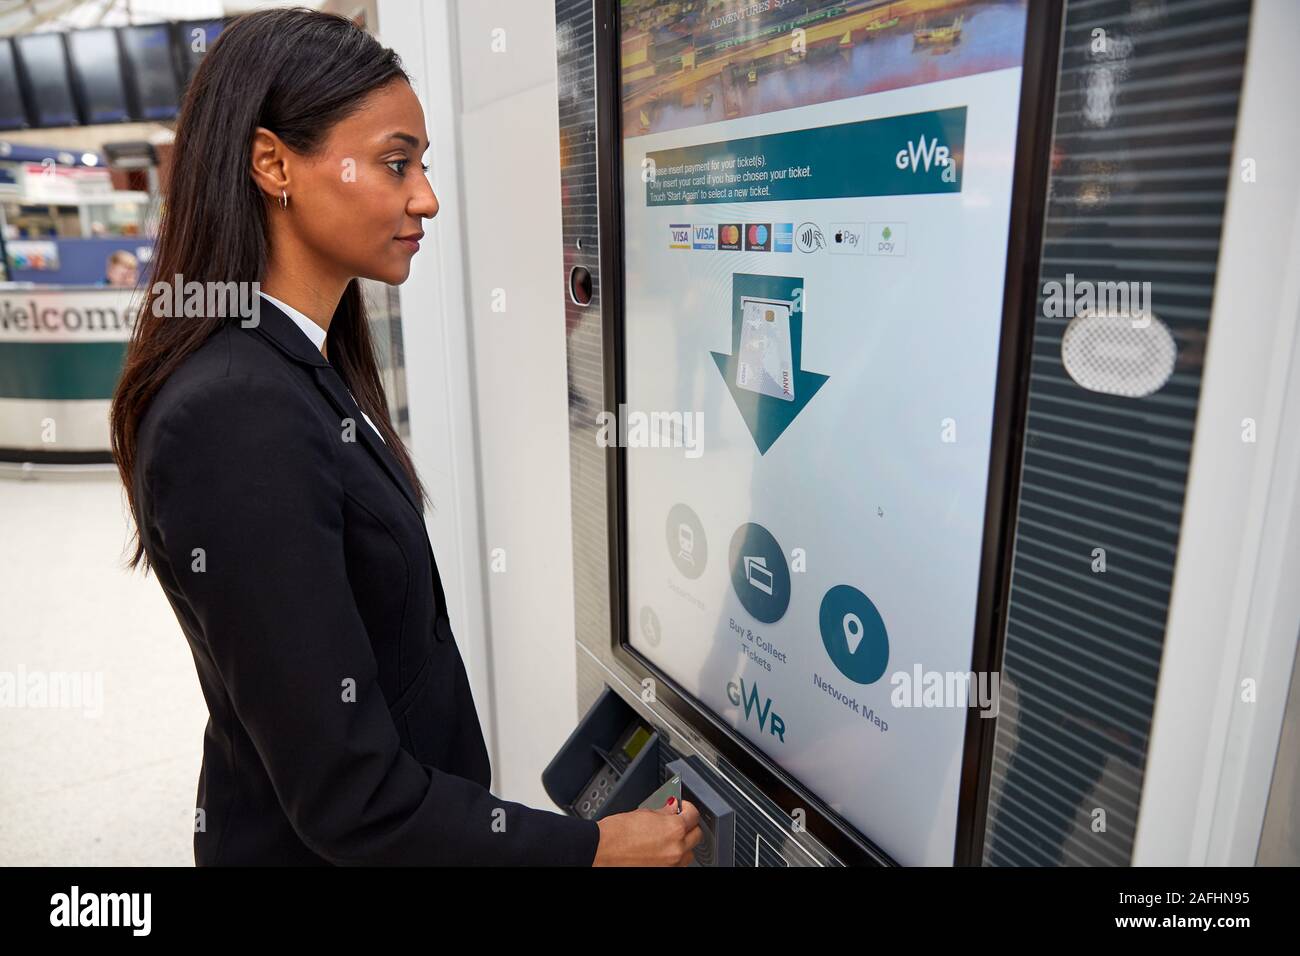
left=843, top=612, right=864, bottom=655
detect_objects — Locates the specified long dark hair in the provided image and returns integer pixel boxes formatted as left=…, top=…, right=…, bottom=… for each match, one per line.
left=111, top=7, right=426, bottom=571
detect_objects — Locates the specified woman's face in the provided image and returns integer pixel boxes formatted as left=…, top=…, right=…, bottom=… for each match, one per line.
left=280, top=79, right=438, bottom=286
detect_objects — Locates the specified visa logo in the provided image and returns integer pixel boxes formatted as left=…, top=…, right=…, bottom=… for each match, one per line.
left=692, top=224, right=716, bottom=249
left=669, top=224, right=691, bottom=249
left=727, top=678, right=786, bottom=742
left=895, top=134, right=951, bottom=173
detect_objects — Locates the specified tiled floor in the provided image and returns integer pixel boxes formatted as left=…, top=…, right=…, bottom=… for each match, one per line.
left=0, top=473, right=207, bottom=865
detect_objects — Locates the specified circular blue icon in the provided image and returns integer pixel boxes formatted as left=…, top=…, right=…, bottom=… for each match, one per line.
left=819, top=585, right=889, bottom=684
left=728, top=522, right=790, bottom=623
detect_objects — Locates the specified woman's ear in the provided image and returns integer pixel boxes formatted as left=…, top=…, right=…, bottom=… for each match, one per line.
left=249, top=126, right=290, bottom=204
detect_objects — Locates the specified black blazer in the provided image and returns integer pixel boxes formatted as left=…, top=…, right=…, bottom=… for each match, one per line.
left=133, top=297, right=600, bottom=865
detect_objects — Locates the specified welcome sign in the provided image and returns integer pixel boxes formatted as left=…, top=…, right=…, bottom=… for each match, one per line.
left=0, top=286, right=141, bottom=457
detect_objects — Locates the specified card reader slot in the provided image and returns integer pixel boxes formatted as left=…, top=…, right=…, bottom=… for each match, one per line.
left=542, top=686, right=663, bottom=821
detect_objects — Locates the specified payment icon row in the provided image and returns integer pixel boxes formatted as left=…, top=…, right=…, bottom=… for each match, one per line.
left=673, top=222, right=907, bottom=256
left=670, top=223, right=795, bottom=252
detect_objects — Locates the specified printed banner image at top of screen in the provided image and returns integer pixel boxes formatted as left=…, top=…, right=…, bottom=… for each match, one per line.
left=643, top=107, right=966, bottom=207
left=620, top=0, right=1027, bottom=140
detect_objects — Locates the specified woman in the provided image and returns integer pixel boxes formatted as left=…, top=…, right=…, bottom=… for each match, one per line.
left=110, top=8, right=699, bottom=866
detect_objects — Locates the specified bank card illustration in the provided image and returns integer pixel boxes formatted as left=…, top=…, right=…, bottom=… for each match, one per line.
left=736, top=296, right=795, bottom=402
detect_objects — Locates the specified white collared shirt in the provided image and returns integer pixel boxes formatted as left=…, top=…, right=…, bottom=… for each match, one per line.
left=258, top=291, right=386, bottom=444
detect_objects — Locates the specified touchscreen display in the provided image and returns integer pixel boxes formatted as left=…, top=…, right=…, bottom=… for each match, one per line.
left=619, top=0, right=1030, bottom=865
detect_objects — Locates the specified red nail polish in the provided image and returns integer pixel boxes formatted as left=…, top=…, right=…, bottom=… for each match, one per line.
left=667, top=796, right=676, bottom=806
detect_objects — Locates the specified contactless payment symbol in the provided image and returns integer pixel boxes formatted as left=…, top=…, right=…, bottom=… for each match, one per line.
left=795, top=222, right=825, bottom=253
left=819, top=585, right=889, bottom=684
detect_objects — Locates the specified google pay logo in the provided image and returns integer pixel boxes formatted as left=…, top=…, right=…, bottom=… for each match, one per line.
left=895, top=134, right=952, bottom=174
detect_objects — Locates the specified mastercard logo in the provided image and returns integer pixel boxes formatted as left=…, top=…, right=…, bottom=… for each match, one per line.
left=747, top=224, right=769, bottom=246
left=720, top=225, right=741, bottom=245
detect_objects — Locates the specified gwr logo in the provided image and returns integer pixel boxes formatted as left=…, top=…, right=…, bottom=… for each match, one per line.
left=895, top=134, right=951, bottom=173
left=726, top=678, right=786, bottom=742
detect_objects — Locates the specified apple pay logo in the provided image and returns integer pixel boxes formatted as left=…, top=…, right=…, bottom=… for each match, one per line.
left=828, top=222, right=865, bottom=255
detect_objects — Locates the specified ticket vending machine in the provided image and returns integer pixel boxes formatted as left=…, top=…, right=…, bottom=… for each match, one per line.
left=545, top=0, right=1277, bottom=866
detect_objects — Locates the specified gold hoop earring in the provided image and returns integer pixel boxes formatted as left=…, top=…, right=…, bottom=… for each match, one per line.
left=279, top=189, right=288, bottom=209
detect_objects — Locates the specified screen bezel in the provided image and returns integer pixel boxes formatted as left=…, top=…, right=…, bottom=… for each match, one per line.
left=592, top=0, right=1064, bottom=866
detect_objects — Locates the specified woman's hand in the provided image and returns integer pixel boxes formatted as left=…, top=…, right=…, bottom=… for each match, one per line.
left=592, top=799, right=703, bottom=866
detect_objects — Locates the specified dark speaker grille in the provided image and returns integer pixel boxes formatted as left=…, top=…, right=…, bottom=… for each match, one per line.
left=982, top=0, right=1251, bottom=867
